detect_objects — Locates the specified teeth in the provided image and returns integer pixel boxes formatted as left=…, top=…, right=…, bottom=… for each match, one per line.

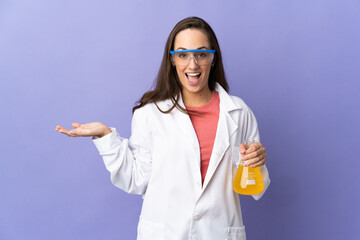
left=187, top=73, right=200, bottom=76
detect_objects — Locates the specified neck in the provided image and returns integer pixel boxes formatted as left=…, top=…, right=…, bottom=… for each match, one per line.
left=182, top=89, right=213, bottom=107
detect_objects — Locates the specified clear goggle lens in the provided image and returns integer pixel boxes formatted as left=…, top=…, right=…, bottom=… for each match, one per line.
left=170, top=49, right=215, bottom=66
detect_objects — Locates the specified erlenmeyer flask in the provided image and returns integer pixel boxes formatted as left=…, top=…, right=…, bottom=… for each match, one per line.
left=232, top=140, right=264, bottom=195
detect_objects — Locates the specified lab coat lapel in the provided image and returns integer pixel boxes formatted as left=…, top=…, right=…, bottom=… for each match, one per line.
left=160, top=95, right=196, bottom=141
left=202, top=84, right=241, bottom=191
left=173, top=94, right=200, bottom=149
left=202, top=108, right=238, bottom=190
left=162, top=96, right=203, bottom=186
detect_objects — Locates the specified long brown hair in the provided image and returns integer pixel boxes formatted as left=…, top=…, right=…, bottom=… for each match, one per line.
left=132, top=16, right=229, bottom=114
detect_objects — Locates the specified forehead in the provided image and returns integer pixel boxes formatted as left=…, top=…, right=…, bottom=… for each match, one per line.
left=173, top=28, right=210, bottom=50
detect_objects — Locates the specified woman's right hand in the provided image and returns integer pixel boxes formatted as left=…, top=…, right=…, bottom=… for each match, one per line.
left=55, top=122, right=112, bottom=138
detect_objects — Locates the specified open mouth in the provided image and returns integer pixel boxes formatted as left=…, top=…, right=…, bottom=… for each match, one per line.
left=185, top=73, right=201, bottom=85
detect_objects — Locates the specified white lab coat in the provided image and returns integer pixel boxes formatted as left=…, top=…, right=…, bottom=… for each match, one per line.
left=93, top=83, right=270, bottom=240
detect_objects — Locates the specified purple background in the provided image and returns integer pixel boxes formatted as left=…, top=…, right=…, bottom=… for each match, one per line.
left=1, top=0, right=359, bottom=239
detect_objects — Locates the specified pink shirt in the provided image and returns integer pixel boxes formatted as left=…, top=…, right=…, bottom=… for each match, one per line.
left=185, top=92, right=220, bottom=184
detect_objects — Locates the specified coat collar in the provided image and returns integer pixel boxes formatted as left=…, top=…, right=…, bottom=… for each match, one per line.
left=158, top=83, right=242, bottom=111
left=215, top=83, right=242, bottom=112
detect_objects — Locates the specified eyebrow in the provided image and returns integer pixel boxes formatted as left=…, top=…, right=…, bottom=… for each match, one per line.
left=176, top=46, right=209, bottom=50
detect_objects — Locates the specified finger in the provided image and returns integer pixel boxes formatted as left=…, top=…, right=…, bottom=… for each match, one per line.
left=56, top=125, right=85, bottom=137
left=55, top=125, right=68, bottom=132
left=244, top=149, right=266, bottom=164
left=248, top=144, right=265, bottom=158
left=243, top=147, right=265, bottom=161
left=244, top=153, right=266, bottom=167
left=250, top=152, right=266, bottom=167
left=244, top=155, right=262, bottom=166
left=250, top=159, right=266, bottom=168
left=239, top=144, right=246, bottom=154
left=245, top=143, right=261, bottom=155
left=57, top=127, right=73, bottom=136
left=56, top=125, right=68, bottom=130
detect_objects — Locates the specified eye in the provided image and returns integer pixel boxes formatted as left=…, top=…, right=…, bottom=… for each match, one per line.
left=178, top=53, right=187, bottom=58
left=197, top=52, right=207, bottom=58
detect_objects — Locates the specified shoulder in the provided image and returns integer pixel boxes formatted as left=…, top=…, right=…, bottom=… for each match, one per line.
left=215, top=83, right=252, bottom=112
left=131, top=100, right=172, bottom=133
left=131, top=103, right=157, bottom=132
left=229, top=95, right=249, bottom=109
left=133, top=102, right=157, bottom=117
left=219, top=89, right=252, bottom=112
left=220, top=92, right=257, bottom=120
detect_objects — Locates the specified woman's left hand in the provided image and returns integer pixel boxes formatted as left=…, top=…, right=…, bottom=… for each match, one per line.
left=239, top=142, right=266, bottom=168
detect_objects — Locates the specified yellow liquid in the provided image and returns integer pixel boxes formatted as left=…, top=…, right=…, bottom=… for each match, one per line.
left=233, top=165, right=264, bottom=195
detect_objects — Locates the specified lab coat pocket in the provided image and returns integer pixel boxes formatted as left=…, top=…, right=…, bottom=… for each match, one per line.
left=137, top=217, right=165, bottom=240
left=226, top=226, right=246, bottom=240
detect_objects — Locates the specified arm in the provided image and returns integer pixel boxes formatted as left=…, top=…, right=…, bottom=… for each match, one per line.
left=93, top=109, right=152, bottom=194
left=55, top=109, right=152, bottom=195
left=92, top=123, right=152, bottom=195
left=239, top=106, right=271, bottom=200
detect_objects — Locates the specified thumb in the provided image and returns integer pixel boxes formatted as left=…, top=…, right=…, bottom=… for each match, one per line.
left=72, top=122, right=82, bottom=128
left=239, top=144, right=246, bottom=154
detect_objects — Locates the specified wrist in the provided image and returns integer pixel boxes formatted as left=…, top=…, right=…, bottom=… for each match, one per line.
left=97, top=127, right=112, bottom=138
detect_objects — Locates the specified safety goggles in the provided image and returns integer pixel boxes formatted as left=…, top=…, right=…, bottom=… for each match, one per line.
left=170, top=49, right=215, bottom=66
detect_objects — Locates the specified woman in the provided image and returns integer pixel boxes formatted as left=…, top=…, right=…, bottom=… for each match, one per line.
left=56, top=16, right=270, bottom=240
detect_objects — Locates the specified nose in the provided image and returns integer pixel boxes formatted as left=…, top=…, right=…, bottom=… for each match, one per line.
left=188, top=56, right=199, bottom=68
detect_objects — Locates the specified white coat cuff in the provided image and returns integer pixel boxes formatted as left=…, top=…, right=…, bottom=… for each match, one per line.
left=92, top=127, right=122, bottom=154
left=252, top=165, right=270, bottom=201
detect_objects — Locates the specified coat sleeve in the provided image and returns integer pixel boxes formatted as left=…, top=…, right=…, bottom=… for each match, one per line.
left=243, top=105, right=271, bottom=201
left=92, top=108, right=152, bottom=195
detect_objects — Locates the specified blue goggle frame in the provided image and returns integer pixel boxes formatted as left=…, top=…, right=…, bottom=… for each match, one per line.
left=170, top=49, right=216, bottom=54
